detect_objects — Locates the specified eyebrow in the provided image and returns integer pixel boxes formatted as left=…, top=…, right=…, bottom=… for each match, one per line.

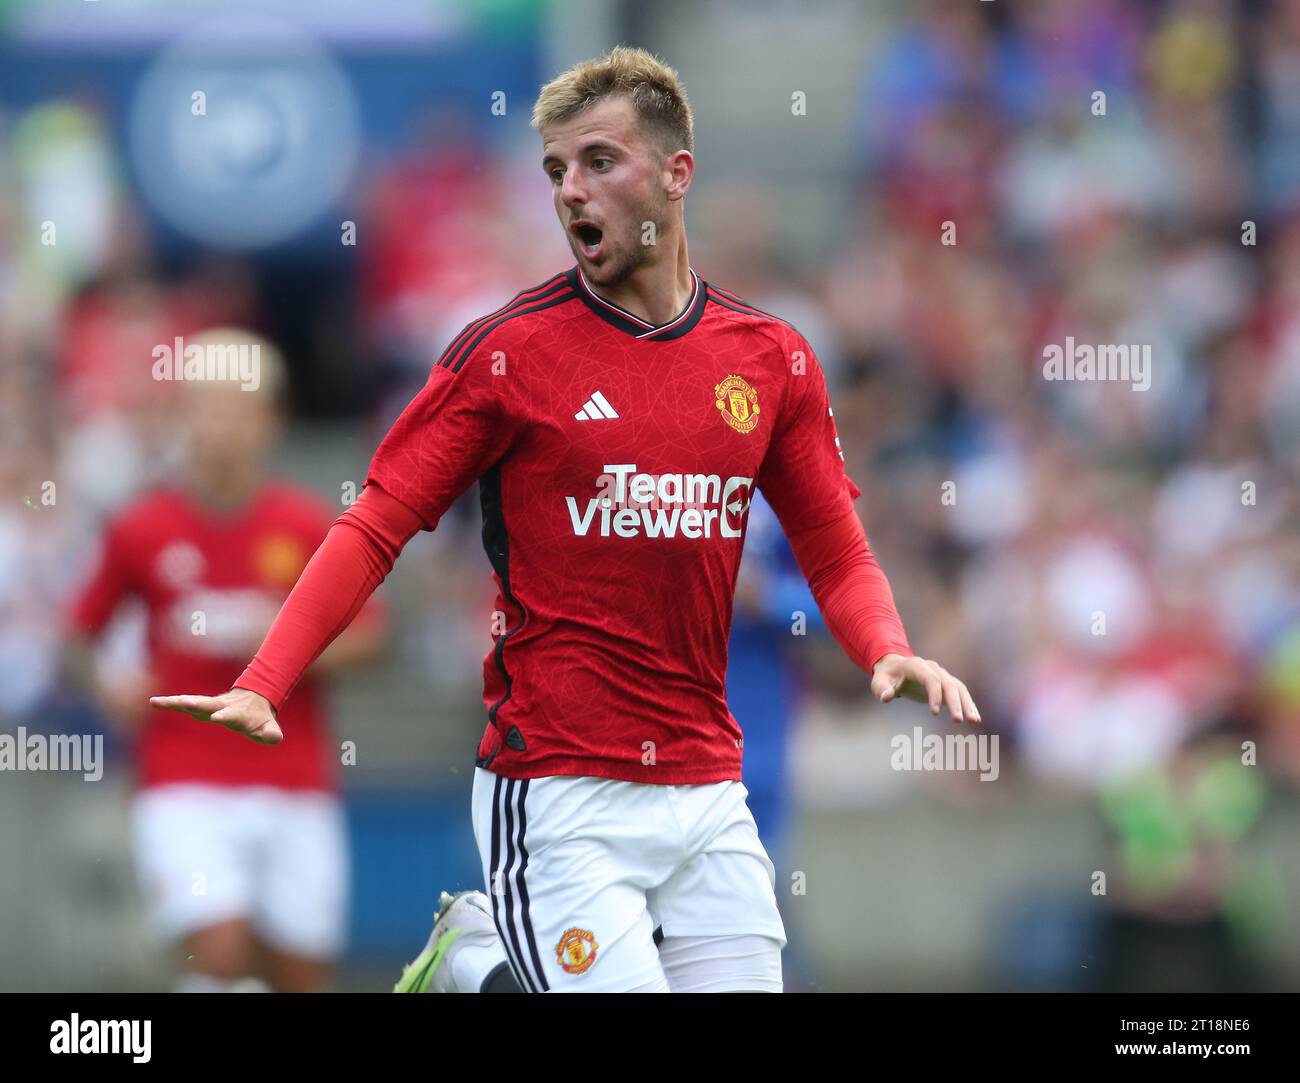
left=542, top=141, right=621, bottom=169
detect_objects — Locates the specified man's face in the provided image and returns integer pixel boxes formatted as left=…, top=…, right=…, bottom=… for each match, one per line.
left=541, top=96, right=671, bottom=288
left=183, top=375, right=278, bottom=478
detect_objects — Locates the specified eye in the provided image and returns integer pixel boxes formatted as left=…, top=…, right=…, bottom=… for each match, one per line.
left=548, top=167, right=564, bottom=184
left=592, top=157, right=612, bottom=170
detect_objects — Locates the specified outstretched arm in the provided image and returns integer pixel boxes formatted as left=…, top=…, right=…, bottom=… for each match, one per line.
left=785, top=509, right=980, bottom=724
left=149, top=482, right=423, bottom=743
left=755, top=327, right=980, bottom=724
left=64, top=512, right=157, bottom=737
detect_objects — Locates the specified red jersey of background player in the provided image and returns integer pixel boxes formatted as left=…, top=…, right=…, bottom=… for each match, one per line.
left=364, top=266, right=879, bottom=785
left=70, top=481, right=357, bottom=792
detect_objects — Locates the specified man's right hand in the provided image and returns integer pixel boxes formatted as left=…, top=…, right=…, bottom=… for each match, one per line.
left=149, top=687, right=283, bottom=744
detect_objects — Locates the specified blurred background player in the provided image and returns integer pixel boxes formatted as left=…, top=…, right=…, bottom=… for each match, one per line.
left=728, top=489, right=825, bottom=989
left=729, top=490, right=820, bottom=870
left=63, top=329, right=387, bottom=992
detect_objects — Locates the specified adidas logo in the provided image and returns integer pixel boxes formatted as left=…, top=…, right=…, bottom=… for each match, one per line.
left=574, top=390, right=619, bottom=421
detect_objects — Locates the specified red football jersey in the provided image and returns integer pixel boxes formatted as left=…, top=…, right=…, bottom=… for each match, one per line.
left=69, top=481, right=355, bottom=792
left=366, top=266, right=862, bottom=784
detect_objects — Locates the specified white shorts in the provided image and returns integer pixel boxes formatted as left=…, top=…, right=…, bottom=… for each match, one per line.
left=471, top=767, right=786, bottom=992
left=129, top=783, right=348, bottom=959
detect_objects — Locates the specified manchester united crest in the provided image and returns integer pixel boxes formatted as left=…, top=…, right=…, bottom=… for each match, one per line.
left=254, top=534, right=308, bottom=590
left=714, top=374, right=760, bottom=434
left=555, top=927, right=599, bottom=974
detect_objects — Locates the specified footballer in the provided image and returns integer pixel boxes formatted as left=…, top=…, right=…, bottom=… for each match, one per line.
left=70, top=331, right=386, bottom=992
left=152, top=46, right=980, bottom=993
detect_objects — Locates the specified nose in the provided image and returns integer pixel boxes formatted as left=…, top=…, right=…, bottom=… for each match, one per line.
left=559, top=166, right=586, bottom=209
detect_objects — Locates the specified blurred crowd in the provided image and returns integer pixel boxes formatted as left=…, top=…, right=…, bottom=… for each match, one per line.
left=838, top=0, right=1300, bottom=985
left=831, top=0, right=1300, bottom=790
left=1, top=0, right=1298, bottom=987
left=838, top=0, right=1300, bottom=986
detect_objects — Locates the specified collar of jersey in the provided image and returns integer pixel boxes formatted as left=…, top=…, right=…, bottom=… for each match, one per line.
left=566, top=265, right=707, bottom=341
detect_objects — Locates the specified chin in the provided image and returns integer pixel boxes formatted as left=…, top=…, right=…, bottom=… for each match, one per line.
left=586, top=251, right=636, bottom=287
left=581, top=259, right=611, bottom=283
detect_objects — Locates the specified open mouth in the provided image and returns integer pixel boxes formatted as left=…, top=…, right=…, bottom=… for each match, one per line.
left=570, top=221, right=604, bottom=259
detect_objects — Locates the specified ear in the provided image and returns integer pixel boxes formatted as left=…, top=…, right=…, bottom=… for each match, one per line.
left=666, top=149, right=694, bottom=203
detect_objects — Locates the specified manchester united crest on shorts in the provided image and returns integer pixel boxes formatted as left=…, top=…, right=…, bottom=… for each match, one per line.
left=714, top=374, right=760, bottom=434
left=555, top=927, right=598, bottom=974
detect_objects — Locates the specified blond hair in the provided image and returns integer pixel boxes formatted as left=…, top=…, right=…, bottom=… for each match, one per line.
left=531, top=45, right=694, bottom=155
left=183, top=326, right=288, bottom=402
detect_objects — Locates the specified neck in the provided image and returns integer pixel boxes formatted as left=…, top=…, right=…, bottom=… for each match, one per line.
left=587, top=227, right=692, bottom=326
left=186, top=462, right=259, bottom=514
